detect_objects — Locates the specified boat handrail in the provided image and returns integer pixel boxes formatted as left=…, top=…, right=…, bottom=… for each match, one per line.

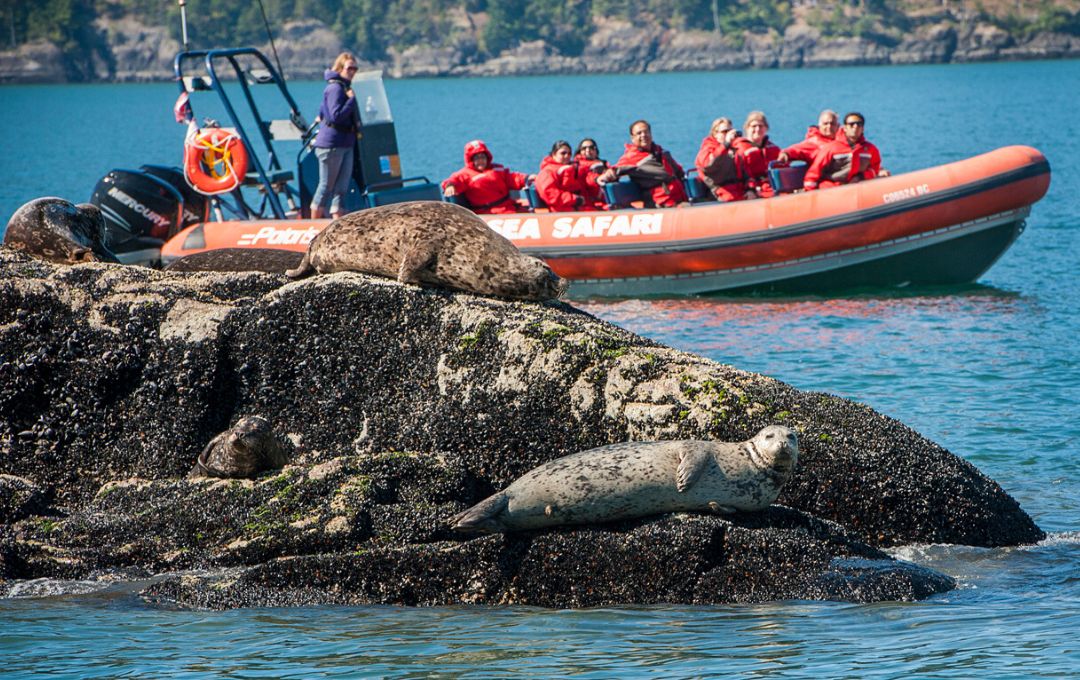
left=173, top=47, right=307, bottom=220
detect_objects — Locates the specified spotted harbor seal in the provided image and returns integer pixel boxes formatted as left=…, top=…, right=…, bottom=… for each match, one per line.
left=3, top=197, right=119, bottom=264
left=451, top=425, right=799, bottom=534
left=165, top=247, right=305, bottom=274
left=187, top=415, right=290, bottom=479
left=285, top=201, right=568, bottom=301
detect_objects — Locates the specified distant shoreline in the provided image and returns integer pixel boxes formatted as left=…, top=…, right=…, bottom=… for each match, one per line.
left=1, top=15, right=1078, bottom=84
left=2, top=52, right=1077, bottom=87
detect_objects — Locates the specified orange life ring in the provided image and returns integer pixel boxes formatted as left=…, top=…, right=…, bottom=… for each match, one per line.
left=184, top=127, right=249, bottom=195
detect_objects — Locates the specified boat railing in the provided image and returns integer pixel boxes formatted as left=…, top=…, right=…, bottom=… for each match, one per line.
left=174, top=47, right=309, bottom=220
left=363, top=176, right=443, bottom=208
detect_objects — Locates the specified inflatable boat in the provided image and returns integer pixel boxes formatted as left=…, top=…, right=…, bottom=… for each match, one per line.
left=88, top=46, right=1051, bottom=297
left=157, top=144, right=1049, bottom=296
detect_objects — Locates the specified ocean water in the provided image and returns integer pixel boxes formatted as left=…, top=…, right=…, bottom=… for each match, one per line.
left=1, top=60, right=1079, bottom=677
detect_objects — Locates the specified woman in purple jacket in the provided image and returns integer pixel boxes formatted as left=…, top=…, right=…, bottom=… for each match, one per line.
left=310, top=52, right=361, bottom=219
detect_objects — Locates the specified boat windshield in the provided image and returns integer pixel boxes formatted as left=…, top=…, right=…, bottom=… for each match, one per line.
left=353, top=70, right=393, bottom=126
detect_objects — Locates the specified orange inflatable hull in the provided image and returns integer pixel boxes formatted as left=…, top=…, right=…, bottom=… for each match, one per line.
left=161, top=145, right=1050, bottom=296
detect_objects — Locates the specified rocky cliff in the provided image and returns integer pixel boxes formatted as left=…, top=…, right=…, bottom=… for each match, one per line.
left=0, top=249, right=1043, bottom=608
left=1, top=13, right=1077, bottom=83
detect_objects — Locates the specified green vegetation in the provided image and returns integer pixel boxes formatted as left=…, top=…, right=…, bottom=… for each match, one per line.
left=458, top=320, right=495, bottom=350
left=4, top=0, right=1077, bottom=78
left=0, top=0, right=110, bottom=77
left=990, top=0, right=1080, bottom=38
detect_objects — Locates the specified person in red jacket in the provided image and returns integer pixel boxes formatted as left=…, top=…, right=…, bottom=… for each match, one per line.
left=695, top=117, right=747, bottom=202
left=536, top=140, right=603, bottom=212
left=783, top=109, right=839, bottom=164
left=574, top=138, right=607, bottom=206
left=442, top=139, right=533, bottom=214
left=803, top=111, right=890, bottom=191
left=598, top=120, right=688, bottom=207
left=732, top=111, right=786, bottom=199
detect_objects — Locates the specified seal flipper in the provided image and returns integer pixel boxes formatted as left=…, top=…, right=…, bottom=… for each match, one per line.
left=398, top=242, right=436, bottom=284
left=450, top=493, right=510, bottom=534
left=285, top=252, right=314, bottom=279
left=187, top=434, right=223, bottom=479
left=676, top=448, right=710, bottom=492
left=708, top=501, right=737, bottom=514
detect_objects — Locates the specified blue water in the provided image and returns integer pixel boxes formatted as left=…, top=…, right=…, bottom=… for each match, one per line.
left=2, top=60, right=1079, bottom=677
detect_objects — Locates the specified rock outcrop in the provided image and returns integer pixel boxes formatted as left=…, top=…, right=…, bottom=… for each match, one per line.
left=93, top=17, right=180, bottom=83
left=0, top=42, right=66, bottom=84
left=0, top=249, right=1044, bottom=608
left=2, top=14, right=1077, bottom=83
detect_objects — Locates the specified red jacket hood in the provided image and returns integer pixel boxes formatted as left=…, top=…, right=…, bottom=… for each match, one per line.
left=540, top=155, right=572, bottom=172
left=832, top=132, right=868, bottom=150
left=805, top=125, right=836, bottom=143
left=463, top=139, right=493, bottom=170
left=699, top=136, right=726, bottom=154
left=623, top=141, right=665, bottom=155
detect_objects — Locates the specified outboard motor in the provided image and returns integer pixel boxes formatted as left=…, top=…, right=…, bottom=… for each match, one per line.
left=140, top=164, right=210, bottom=229
left=89, top=169, right=185, bottom=266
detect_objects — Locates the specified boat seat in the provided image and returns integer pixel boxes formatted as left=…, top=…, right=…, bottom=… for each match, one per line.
left=442, top=191, right=529, bottom=212
left=246, top=67, right=274, bottom=85
left=364, top=178, right=443, bottom=207
left=182, top=75, right=213, bottom=92
left=769, top=161, right=808, bottom=194
left=603, top=179, right=643, bottom=209
left=525, top=185, right=548, bottom=209
left=684, top=171, right=716, bottom=203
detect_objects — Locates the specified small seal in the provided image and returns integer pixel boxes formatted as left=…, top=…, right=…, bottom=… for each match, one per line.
left=285, top=201, right=568, bottom=301
left=451, top=425, right=798, bottom=534
left=165, top=248, right=304, bottom=274
left=3, top=197, right=119, bottom=264
left=187, top=415, right=291, bottom=479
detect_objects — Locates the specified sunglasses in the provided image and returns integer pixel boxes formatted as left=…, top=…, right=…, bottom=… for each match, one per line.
left=845, top=120, right=864, bottom=127
left=344, top=66, right=358, bottom=72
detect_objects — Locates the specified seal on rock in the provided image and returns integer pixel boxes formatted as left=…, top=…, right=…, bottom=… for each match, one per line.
left=3, top=197, right=119, bottom=264
left=187, top=415, right=291, bottom=479
left=451, top=425, right=799, bottom=534
left=285, top=201, right=568, bottom=301
left=165, top=247, right=305, bottom=274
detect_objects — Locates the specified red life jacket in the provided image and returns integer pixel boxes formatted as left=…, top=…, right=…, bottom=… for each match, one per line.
left=612, top=142, right=688, bottom=207
left=535, top=156, right=601, bottom=212
left=803, top=135, right=883, bottom=191
left=783, top=126, right=837, bottom=164
left=733, top=136, right=782, bottom=198
left=441, top=139, right=528, bottom=214
left=695, top=136, right=747, bottom=201
left=574, top=153, right=607, bottom=205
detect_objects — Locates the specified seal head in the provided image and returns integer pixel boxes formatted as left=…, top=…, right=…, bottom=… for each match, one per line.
left=187, top=415, right=291, bottom=479
left=3, top=197, right=119, bottom=264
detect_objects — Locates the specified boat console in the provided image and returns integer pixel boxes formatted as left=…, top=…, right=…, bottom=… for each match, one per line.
left=88, top=46, right=439, bottom=266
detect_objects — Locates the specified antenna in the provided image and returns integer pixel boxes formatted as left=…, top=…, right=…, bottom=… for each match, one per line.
left=256, top=0, right=286, bottom=79
left=178, top=0, right=189, bottom=48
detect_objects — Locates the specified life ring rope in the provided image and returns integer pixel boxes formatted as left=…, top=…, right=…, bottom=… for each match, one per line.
left=184, top=126, right=249, bottom=195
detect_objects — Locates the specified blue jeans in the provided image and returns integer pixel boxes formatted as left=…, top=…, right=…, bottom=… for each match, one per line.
left=311, top=145, right=354, bottom=214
